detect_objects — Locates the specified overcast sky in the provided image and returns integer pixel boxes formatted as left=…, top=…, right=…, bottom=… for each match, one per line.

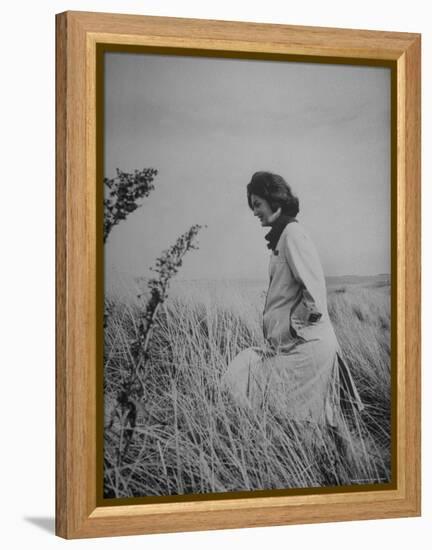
left=104, top=52, right=391, bottom=291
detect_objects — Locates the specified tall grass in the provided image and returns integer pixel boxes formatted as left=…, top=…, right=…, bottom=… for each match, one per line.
left=104, top=281, right=391, bottom=498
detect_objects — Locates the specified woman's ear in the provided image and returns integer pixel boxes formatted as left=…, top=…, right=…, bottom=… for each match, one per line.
left=268, top=207, right=282, bottom=224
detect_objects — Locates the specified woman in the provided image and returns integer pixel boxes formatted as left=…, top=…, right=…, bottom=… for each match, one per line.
left=222, top=171, right=363, bottom=427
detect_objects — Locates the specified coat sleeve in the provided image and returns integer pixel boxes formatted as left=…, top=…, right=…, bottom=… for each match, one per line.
left=282, top=225, right=327, bottom=321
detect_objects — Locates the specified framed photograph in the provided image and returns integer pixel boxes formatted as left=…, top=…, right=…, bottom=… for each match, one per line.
left=56, top=11, right=421, bottom=539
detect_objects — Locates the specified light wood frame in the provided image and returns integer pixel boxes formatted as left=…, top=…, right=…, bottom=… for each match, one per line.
left=56, top=10, right=421, bottom=539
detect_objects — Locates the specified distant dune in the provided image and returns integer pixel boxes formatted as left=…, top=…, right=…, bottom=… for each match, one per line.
left=326, top=274, right=390, bottom=285
left=326, top=274, right=390, bottom=293
left=129, top=274, right=391, bottom=307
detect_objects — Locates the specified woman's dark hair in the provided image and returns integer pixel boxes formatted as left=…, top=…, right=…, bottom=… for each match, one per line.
left=247, top=171, right=300, bottom=216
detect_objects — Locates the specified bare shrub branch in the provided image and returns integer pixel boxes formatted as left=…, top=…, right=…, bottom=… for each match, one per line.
left=104, top=168, right=158, bottom=243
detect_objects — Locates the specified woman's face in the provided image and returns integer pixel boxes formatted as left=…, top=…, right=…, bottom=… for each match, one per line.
left=250, top=194, right=276, bottom=227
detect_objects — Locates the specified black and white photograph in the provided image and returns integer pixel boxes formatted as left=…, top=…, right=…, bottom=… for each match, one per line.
left=102, top=50, right=392, bottom=499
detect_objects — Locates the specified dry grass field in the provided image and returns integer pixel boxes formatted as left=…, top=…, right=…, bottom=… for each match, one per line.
left=103, top=276, right=391, bottom=498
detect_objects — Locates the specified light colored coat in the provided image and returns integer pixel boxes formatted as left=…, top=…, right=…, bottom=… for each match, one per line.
left=222, top=221, right=363, bottom=426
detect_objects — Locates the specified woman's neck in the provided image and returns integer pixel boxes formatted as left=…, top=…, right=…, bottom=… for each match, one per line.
left=265, top=213, right=297, bottom=251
